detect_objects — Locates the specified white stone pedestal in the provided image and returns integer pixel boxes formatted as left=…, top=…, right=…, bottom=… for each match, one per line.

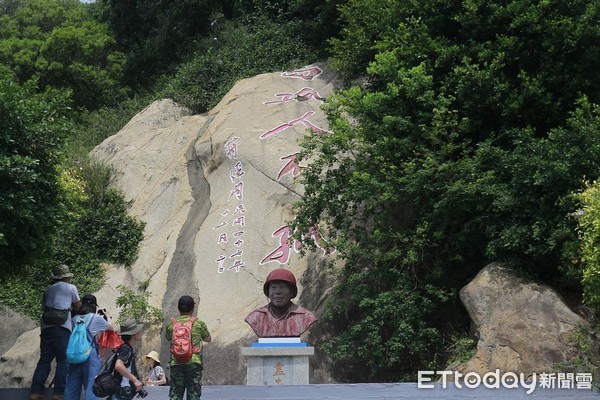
left=241, top=346, right=314, bottom=385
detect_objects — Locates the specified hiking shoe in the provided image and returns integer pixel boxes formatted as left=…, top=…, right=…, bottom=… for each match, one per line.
left=29, top=394, right=46, bottom=400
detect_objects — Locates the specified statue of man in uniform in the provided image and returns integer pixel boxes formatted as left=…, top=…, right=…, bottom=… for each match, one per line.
left=244, top=269, right=317, bottom=337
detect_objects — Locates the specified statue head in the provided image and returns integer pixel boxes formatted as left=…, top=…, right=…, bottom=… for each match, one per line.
left=263, top=269, right=298, bottom=299
left=245, top=269, right=318, bottom=337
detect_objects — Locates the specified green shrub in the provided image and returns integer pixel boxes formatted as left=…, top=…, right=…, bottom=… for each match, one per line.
left=57, top=188, right=145, bottom=268
left=0, top=0, right=128, bottom=109
left=575, top=180, right=600, bottom=308
left=0, top=77, right=72, bottom=272
left=115, top=284, right=163, bottom=324
left=67, top=94, right=154, bottom=160
left=555, top=323, right=600, bottom=389
left=161, top=18, right=318, bottom=112
left=446, top=335, right=477, bottom=365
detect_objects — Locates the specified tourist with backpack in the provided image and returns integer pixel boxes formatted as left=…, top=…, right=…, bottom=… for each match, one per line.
left=31, top=264, right=82, bottom=400
left=64, top=295, right=114, bottom=400
left=111, top=320, right=146, bottom=399
left=166, top=295, right=211, bottom=400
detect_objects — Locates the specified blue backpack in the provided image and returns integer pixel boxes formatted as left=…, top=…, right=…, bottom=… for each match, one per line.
left=66, top=314, right=93, bottom=364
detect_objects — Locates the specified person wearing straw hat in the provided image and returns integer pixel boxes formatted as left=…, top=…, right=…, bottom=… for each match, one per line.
left=143, top=351, right=167, bottom=386
left=30, top=264, right=82, bottom=400
left=112, top=320, right=144, bottom=400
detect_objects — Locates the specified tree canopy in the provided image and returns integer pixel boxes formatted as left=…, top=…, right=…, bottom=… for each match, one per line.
left=292, top=0, right=600, bottom=381
left=0, top=0, right=127, bottom=109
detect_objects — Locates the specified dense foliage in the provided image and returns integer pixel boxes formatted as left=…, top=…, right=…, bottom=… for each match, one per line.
left=94, top=0, right=342, bottom=88
left=0, top=157, right=145, bottom=315
left=161, top=18, right=319, bottom=112
left=0, top=0, right=146, bottom=317
left=292, top=0, right=600, bottom=381
left=0, top=77, right=71, bottom=272
left=0, top=0, right=127, bottom=109
left=575, top=180, right=600, bottom=308
left=94, top=0, right=217, bottom=87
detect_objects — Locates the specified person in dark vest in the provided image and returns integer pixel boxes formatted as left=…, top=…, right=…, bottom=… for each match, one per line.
left=244, top=269, right=317, bottom=337
left=30, top=264, right=82, bottom=400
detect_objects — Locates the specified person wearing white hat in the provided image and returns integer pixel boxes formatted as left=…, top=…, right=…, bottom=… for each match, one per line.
left=144, top=351, right=167, bottom=386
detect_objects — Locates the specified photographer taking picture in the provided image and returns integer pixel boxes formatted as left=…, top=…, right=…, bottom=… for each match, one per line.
left=64, top=295, right=114, bottom=400
left=111, top=320, right=147, bottom=399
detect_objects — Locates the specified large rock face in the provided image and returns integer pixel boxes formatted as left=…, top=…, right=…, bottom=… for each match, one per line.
left=0, top=64, right=339, bottom=387
left=456, top=262, right=584, bottom=376
left=91, top=64, right=339, bottom=385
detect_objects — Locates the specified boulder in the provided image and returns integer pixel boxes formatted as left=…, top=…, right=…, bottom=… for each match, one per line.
left=0, top=309, right=38, bottom=388
left=0, top=308, right=36, bottom=357
left=0, top=329, right=45, bottom=388
left=456, top=262, right=585, bottom=376
left=0, top=64, right=339, bottom=387
left=1, top=64, right=340, bottom=387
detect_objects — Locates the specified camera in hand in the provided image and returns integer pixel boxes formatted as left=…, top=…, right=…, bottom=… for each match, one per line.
left=137, top=388, right=148, bottom=398
left=97, top=308, right=108, bottom=320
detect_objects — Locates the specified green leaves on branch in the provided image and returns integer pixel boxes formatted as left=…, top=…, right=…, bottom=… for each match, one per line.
left=115, top=284, right=162, bottom=325
left=55, top=172, right=146, bottom=270
left=323, top=269, right=450, bottom=381
left=574, top=177, right=600, bottom=309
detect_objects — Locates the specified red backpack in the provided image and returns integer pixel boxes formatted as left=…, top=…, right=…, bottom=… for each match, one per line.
left=170, top=317, right=200, bottom=362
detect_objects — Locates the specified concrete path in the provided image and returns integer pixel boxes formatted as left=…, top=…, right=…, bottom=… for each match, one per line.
left=2, top=383, right=598, bottom=400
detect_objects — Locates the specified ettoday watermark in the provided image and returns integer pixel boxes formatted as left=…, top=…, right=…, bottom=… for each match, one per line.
left=418, top=370, right=593, bottom=394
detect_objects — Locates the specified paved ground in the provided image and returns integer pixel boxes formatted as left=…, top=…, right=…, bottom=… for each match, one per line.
left=2, top=383, right=598, bottom=400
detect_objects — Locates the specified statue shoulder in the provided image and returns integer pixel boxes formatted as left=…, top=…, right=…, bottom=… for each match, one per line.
left=245, top=305, right=269, bottom=320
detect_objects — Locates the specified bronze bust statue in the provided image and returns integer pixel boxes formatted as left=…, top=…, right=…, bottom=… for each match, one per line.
left=244, top=269, right=317, bottom=337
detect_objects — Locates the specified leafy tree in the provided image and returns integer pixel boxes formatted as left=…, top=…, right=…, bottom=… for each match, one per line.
left=232, top=0, right=344, bottom=56
left=96, top=0, right=219, bottom=87
left=0, top=77, right=71, bottom=273
left=0, top=0, right=127, bottom=109
left=293, top=0, right=600, bottom=381
left=161, top=18, right=318, bottom=112
left=0, top=0, right=25, bottom=16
